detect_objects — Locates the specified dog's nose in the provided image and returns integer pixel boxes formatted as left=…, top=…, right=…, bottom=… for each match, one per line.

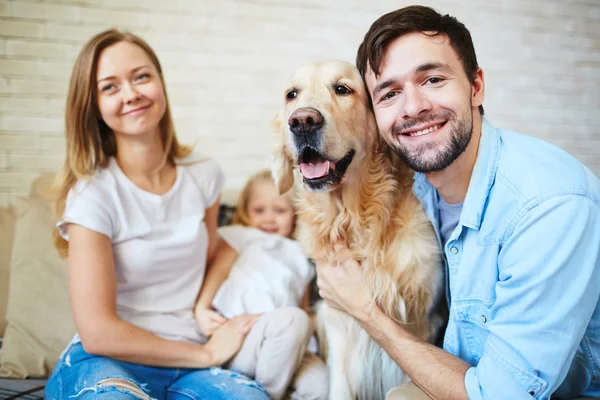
left=288, top=108, right=324, bottom=135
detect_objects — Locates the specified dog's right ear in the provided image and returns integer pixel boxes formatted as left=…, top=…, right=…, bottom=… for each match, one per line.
left=270, top=111, right=295, bottom=194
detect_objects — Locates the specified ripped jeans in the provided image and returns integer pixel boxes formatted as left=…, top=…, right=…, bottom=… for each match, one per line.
left=44, top=342, right=269, bottom=400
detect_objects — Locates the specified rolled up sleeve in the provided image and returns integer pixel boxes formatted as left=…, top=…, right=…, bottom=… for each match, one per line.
left=464, top=195, right=600, bottom=400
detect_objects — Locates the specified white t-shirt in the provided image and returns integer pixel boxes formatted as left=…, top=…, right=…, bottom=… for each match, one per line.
left=58, top=154, right=224, bottom=344
left=212, top=225, right=314, bottom=319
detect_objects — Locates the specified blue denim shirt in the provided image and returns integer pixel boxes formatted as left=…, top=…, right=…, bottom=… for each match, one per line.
left=413, top=119, right=600, bottom=400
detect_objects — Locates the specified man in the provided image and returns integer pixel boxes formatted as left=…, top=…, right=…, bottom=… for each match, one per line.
left=316, top=6, right=600, bottom=400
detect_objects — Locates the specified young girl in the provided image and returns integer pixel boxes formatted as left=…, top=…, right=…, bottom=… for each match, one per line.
left=195, top=169, right=329, bottom=400
left=45, top=29, right=299, bottom=400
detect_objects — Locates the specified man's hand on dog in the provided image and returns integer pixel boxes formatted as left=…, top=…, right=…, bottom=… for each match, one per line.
left=316, top=256, right=376, bottom=323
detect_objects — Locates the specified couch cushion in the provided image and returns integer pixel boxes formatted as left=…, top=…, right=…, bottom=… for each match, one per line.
left=0, top=206, right=16, bottom=337
left=0, top=176, right=75, bottom=378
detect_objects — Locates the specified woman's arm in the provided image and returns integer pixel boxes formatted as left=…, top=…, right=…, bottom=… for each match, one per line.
left=195, top=240, right=239, bottom=311
left=68, top=223, right=249, bottom=368
left=205, top=197, right=221, bottom=265
left=193, top=239, right=238, bottom=336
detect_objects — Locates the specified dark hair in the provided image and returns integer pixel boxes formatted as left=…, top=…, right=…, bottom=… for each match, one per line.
left=356, top=5, right=484, bottom=115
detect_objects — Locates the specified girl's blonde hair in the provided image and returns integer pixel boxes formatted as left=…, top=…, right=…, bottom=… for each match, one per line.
left=53, top=29, right=192, bottom=257
left=232, top=169, right=296, bottom=228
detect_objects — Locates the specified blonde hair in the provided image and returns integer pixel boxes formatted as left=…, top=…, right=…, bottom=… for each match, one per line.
left=233, top=169, right=296, bottom=230
left=53, top=29, right=192, bottom=257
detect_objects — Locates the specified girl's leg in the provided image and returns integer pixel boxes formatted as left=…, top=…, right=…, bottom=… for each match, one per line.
left=166, top=367, right=269, bottom=400
left=289, top=351, right=329, bottom=400
left=45, top=342, right=171, bottom=400
left=227, top=307, right=313, bottom=400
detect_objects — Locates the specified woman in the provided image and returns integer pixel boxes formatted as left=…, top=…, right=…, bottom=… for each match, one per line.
left=45, top=29, right=271, bottom=399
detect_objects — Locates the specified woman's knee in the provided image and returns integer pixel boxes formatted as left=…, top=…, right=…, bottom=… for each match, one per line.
left=168, top=368, right=270, bottom=400
left=50, top=378, right=152, bottom=399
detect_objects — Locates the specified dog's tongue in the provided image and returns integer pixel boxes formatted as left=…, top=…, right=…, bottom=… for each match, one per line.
left=300, top=161, right=331, bottom=179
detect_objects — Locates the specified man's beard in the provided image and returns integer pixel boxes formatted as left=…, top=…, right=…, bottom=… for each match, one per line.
left=389, top=107, right=473, bottom=173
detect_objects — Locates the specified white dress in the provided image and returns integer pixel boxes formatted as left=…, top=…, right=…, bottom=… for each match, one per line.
left=212, top=225, right=314, bottom=319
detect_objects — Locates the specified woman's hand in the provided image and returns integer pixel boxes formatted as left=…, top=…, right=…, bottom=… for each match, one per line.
left=195, top=307, right=227, bottom=337
left=205, top=314, right=261, bottom=366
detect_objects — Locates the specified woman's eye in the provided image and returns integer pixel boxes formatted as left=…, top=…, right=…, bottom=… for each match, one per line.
left=286, top=90, right=297, bottom=100
left=252, top=207, right=264, bottom=214
left=136, top=73, right=150, bottom=81
left=101, top=84, right=115, bottom=92
left=335, top=85, right=352, bottom=95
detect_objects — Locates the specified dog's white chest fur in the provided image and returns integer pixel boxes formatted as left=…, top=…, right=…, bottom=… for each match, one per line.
left=316, top=304, right=411, bottom=400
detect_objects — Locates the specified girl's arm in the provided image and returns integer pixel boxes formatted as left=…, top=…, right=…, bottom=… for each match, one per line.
left=68, top=223, right=252, bottom=368
left=301, top=286, right=312, bottom=313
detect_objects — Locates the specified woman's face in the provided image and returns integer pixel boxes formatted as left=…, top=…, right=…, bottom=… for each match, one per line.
left=95, top=41, right=166, bottom=140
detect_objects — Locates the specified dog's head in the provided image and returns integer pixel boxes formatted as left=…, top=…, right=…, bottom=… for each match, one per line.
left=271, top=61, right=378, bottom=193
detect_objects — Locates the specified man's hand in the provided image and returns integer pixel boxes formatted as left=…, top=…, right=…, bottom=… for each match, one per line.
left=316, top=256, right=375, bottom=323
left=194, top=307, right=227, bottom=337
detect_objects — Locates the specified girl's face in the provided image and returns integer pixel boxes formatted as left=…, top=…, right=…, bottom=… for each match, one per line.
left=246, top=179, right=295, bottom=238
left=95, top=41, right=166, bottom=140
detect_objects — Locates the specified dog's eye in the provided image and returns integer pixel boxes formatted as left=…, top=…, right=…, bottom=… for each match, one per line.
left=286, top=90, right=298, bottom=100
left=335, top=85, right=352, bottom=95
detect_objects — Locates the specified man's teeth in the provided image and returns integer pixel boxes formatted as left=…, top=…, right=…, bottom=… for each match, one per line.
left=409, top=124, right=439, bottom=137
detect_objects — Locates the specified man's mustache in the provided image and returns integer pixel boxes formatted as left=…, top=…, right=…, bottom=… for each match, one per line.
left=391, top=111, right=455, bottom=135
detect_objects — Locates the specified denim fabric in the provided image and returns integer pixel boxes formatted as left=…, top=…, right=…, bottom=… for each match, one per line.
left=44, top=342, right=269, bottom=400
left=414, top=119, right=600, bottom=400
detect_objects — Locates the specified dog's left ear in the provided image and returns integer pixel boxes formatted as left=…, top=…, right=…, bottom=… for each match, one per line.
left=270, top=111, right=295, bottom=194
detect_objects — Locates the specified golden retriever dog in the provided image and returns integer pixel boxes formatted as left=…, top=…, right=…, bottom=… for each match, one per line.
left=271, top=61, right=445, bottom=400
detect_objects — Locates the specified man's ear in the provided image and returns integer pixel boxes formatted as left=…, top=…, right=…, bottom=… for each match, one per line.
left=270, top=111, right=295, bottom=194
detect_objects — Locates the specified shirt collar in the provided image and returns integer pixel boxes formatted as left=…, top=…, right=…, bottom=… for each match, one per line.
left=412, top=118, right=501, bottom=231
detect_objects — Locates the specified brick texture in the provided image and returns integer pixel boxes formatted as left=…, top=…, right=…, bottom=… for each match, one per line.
left=0, top=0, right=599, bottom=207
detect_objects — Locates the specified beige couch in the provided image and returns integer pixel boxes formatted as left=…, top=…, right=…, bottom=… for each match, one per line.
left=0, top=175, right=75, bottom=381
left=0, top=175, right=428, bottom=399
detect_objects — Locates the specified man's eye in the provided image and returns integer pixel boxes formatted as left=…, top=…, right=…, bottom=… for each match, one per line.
left=286, top=90, right=297, bottom=100
left=382, top=91, right=397, bottom=101
left=335, top=85, right=352, bottom=95
left=426, top=77, right=444, bottom=85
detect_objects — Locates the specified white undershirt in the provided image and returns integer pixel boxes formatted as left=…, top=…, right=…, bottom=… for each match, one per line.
left=58, top=154, right=224, bottom=344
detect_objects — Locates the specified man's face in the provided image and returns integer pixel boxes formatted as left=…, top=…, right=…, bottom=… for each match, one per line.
left=365, top=32, right=484, bottom=173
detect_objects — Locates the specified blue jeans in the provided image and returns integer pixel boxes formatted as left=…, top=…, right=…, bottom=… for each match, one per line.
left=44, top=342, right=270, bottom=400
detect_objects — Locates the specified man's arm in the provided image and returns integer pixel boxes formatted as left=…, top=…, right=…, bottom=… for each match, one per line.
left=318, top=194, right=600, bottom=400
left=317, top=260, right=470, bottom=400
left=459, top=195, right=600, bottom=400
left=361, top=307, right=470, bottom=400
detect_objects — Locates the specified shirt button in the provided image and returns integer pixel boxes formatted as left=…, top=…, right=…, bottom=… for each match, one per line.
left=450, top=247, right=458, bottom=254
left=481, top=315, right=487, bottom=323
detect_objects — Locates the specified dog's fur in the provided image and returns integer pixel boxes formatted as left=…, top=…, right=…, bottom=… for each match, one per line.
left=271, top=61, right=445, bottom=399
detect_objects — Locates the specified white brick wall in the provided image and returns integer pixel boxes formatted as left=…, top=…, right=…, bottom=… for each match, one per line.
left=0, top=0, right=599, bottom=206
